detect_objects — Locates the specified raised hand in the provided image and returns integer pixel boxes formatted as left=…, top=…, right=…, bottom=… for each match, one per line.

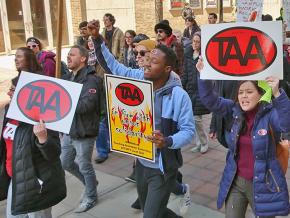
left=265, top=76, right=280, bottom=98
left=196, top=56, right=204, bottom=73
left=33, top=120, right=48, bottom=144
left=88, top=19, right=100, bottom=38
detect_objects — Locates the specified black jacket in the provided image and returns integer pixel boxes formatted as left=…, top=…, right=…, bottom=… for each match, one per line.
left=183, top=25, right=200, bottom=40
left=181, top=46, right=210, bottom=115
left=0, top=107, right=66, bottom=215
left=62, top=65, right=102, bottom=139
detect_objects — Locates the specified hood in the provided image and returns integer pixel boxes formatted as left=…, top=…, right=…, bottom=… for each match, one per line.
left=155, top=71, right=181, bottom=95
left=38, top=51, right=56, bottom=59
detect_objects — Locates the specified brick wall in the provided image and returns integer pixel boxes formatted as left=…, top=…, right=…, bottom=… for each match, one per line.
left=162, top=0, right=236, bottom=32
left=70, top=0, right=86, bottom=39
left=134, top=0, right=159, bottom=38
left=134, top=0, right=236, bottom=38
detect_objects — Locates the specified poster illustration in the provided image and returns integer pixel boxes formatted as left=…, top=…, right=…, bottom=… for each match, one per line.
left=105, top=74, right=155, bottom=162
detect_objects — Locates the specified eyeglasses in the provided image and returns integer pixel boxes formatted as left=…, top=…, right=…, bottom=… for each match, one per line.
left=156, top=29, right=165, bottom=34
left=27, top=45, right=38, bottom=49
left=134, top=50, right=148, bottom=57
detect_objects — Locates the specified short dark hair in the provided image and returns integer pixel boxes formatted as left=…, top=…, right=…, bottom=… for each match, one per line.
left=209, top=13, right=218, bottom=19
left=79, top=21, right=88, bottom=29
left=104, top=13, right=115, bottom=25
left=155, top=44, right=177, bottom=68
left=71, top=45, right=89, bottom=64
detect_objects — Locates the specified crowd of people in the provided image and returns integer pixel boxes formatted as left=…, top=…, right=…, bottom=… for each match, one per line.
left=0, top=8, right=290, bottom=218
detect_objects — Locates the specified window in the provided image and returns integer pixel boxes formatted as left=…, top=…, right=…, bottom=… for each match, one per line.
left=189, top=0, right=202, bottom=9
left=171, top=0, right=186, bottom=9
left=206, top=0, right=217, bottom=8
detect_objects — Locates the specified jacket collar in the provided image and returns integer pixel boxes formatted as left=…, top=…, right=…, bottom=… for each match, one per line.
left=72, top=65, right=95, bottom=82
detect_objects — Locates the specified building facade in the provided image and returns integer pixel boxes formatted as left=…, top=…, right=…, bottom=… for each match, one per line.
left=0, top=0, right=285, bottom=55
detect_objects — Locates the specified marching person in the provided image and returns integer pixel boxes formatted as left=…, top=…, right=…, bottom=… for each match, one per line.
left=196, top=58, right=290, bottom=218
left=88, top=20, right=195, bottom=218
left=60, top=45, right=102, bottom=213
left=0, top=47, right=66, bottom=218
left=155, top=20, right=184, bottom=76
left=182, top=32, right=210, bottom=154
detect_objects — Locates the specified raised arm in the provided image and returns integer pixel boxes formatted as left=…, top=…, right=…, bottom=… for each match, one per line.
left=196, top=58, right=234, bottom=117
left=88, top=20, right=144, bottom=80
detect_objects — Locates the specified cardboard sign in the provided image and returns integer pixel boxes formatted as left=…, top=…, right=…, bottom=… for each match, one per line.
left=105, top=74, right=155, bottom=162
left=284, top=0, right=290, bottom=31
left=237, top=0, right=263, bottom=22
left=201, top=22, right=283, bottom=80
left=6, top=71, right=82, bottom=134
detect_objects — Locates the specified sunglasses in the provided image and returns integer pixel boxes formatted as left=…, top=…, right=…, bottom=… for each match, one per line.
left=27, top=45, right=38, bottom=49
left=134, top=50, right=148, bottom=57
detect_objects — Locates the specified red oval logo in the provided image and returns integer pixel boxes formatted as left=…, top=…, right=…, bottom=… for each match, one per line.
left=206, top=27, right=277, bottom=76
left=115, top=83, right=144, bottom=106
left=17, top=80, right=72, bottom=122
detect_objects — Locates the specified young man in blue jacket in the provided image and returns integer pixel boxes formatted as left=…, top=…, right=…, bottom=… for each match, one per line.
left=88, top=20, right=195, bottom=218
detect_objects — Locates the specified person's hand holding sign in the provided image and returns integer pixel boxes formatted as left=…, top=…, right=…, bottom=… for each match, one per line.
left=147, top=130, right=166, bottom=148
left=196, top=56, right=204, bottom=73
left=33, top=120, right=48, bottom=144
left=265, top=76, right=280, bottom=98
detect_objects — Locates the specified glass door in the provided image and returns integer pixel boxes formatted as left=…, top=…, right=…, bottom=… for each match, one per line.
left=6, top=0, right=26, bottom=50
left=30, top=0, right=48, bottom=47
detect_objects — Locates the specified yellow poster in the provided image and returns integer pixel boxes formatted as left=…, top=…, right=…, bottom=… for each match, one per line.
left=105, top=75, right=155, bottom=162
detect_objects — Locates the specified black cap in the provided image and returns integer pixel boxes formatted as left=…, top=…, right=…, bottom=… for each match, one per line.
left=154, top=20, right=172, bottom=36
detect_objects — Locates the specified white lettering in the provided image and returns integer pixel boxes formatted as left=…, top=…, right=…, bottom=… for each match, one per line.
left=3, top=123, right=17, bottom=140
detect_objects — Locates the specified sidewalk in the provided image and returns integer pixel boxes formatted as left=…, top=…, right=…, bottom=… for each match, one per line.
left=1, top=65, right=290, bottom=218
left=0, top=163, right=224, bottom=218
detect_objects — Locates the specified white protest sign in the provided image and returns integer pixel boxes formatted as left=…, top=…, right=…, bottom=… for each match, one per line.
left=6, top=71, right=82, bottom=134
left=237, top=0, right=263, bottom=22
left=284, top=0, right=290, bottom=31
left=201, top=21, right=283, bottom=80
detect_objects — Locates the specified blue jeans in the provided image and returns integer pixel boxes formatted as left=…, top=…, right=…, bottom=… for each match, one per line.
left=60, top=134, right=97, bottom=201
left=95, top=118, right=110, bottom=158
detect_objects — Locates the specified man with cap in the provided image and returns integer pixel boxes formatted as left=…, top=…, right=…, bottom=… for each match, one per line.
left=155, top=20, right=184, bottom=76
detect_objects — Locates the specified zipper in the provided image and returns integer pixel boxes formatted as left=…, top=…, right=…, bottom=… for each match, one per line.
left=267, top=169, right=281, bottom=192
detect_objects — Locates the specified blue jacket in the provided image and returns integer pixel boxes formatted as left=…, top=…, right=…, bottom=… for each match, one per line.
left=93, top=37, right=195, bottom=173
left=198, top=79, right=290, bottom=217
